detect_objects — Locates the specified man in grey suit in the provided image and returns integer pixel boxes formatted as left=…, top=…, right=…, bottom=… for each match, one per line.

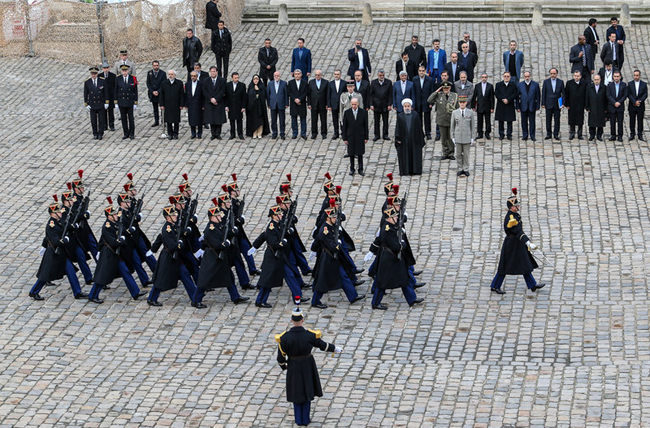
left=267, top=71, right=289, bottom=139
left=454, top=71, right=474, bottom=100
left=450, top=96, right=475, bottom=177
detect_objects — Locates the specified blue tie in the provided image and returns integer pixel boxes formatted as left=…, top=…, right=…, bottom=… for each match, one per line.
left=299, top=49, right=303, bottom=59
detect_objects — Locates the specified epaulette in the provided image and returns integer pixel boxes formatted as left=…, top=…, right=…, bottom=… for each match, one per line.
left=507, top=215, right=519, bottom=228
left=307, top=328, right=322, bottom=339
left=275, top=331, right=287, bottom=343
left=98, top=76, right=105, bottom=80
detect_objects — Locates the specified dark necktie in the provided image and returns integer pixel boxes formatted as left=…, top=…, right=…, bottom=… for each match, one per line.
left=526, top=83, right=530, bottom=93
left=93, top=79, right=96, bottom=88
left=582, top=46, right=586, bottom=66
left=462, top=110, right=464, bottom=117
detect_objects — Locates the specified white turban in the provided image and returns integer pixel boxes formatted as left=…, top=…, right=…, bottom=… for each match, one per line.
left=401, top=98, right=413, bottom=107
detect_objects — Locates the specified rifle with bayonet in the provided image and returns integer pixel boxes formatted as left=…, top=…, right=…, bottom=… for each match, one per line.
left=275, top=197, right=297, bottom=257
left=219, top=204, right=232, bottom=260
left=396, top=192, right=408, bottom=260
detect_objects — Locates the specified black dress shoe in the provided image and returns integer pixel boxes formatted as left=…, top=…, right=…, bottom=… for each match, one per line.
left=413, top=270, right=423, bottom=276
left=147, top=300, right=162, bottom=307
left=129, top=135, right=134, bottom=140
left=568, top=134, right=574, bottom=140
left=639, top=135, right=646, bottom=142
left=372, top=304, right=388, bottom=310
left=485, top=133, right=491, bottom=140
left=98, top=136, right=103, bottom=140
left=233, top=296, right=250, bottom=304
left=457, top=171, right=464, bottom=176
left=544, top=135, right=552, bottom=140
left=448, top=155, right=456, bottom=160
left=353, top=279, right=366, bottom=286
left=383, top=136, right=391, bottom=141
left=75, top=292, right=89, bottom=299
left=86, top=279, right=94, bottom=285
left=167, top=135, right=173, bottom=140
left=578, top=135, right=583, bottom=140
left=241, top=283, right=256, bottom=290
left=609, top=136, right=616, bottom=141
left=491, top=288, right=505, bottom=295
left=192, top=302, right=207, bottom=309
left=409, top=298, right=424, bottom=306
left=89, top=297, right=104, bottom=304
left=102, top=285, right=111, bottom=290
left=333, top=135, right=339, bottom=140
left=272, top=134, right=278, bottom=139
left=531, top=137, right=536, bottom=141
left=617, top=136, right=623, bottom=142
left=93, top=135, right=98, bottom=140
left=440, top=155, right=448, bottom=160
left=358, top=170, right=365, bottom=176
left=351, top=294, right=365, bottom=304
left=250, top=269, right=261, bottom=276
left=255, top=302, right=272, bottom=308
left=210, top=136, right=217, bottom=140
left=588, top=136, right=595, bottom=141
left=413, top=282, right=426, bottom=288
left=522, top=137, right=528, bottom=141
left=344, top=153, right=350, bottom=158
left=597, top=137, right=603, bottom=141
left=299, top=296, right=310, bottom=302
left=110, top=127, right=115, bottom=131
left=142, top=280, right=152, bottom=287
left=507, top=136, right=513, bottom=141
left=322, top=134, right=327, bottom=139
left=311, top=303, right=328, bottom=309
left=46, top=281, right=56, bottom=287
left=301, top=283, right=312, bottom=290
left=464, top=171, right=470, bottom=177
left=349, top=169, right=355, bottom=176
left=499, top=136, right=504, bottom=140
left=373, top=136, right=380, bottom=142
left=122, top=136, right=129, bottom=140
left=355, top=268, right=364, bottom=274
left=238, top=134, right=245, bottom=140
left=280, top=136, right=286, bottom=140
left=229, top=135, right=236, bottom=140
left=151, top=122, right=159, bottom=127
left=530, top=283, right=546, bottom=292
left=311, top=134, right=318, bottom=139
left=630, top=134, right=636, bottom=140
left=29, top=292, right=44, bottom=301
left=553, top=135, right=560, bottom=140
left=292, top=135, right=298, bottom=139
left=133, top=291, right=147, bottom=300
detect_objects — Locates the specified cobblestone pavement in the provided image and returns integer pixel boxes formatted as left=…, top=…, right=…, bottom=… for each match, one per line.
left=2, top=23, right=650, bottom=427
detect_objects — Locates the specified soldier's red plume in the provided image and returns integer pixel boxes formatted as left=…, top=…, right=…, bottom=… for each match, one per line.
left=282, top=184, right=290, bottom=192
left=78, top=169, right=84, bottom=178
left=211, top=197, right=218, bottom=206
left=106, top=196, right=112, bottom=205
left=231, top=173, right=237, bottom=181
left=66, top=182, right=72, bottom=190
left=324, top=172, right=331, bottom=180
left=335, top=185, right=342, bottom=195
left=182, top=173, right=188, bottom=181
left=221, top=184, right=228, bottom=192
left=512, top=187, right=518, bottom=195
left=127, top=173, right=133, bottom=180
left=168, top=196, right=175, bottom=204
left=124, top=184, right=130, bottom=192
left=387, top=197, right=394, bottom=206
left=392, top=184, right=399, bottom=194
left=286, top=173, right=291, bottom=182
left=329, top=198, right=336, bottom=208
left=386, top=173, right=393, bottom=181
left=178, top=185, right=184, bottom=192
left=276, top=196, right=283, bottom=204
left=52, top=194, right=58, bottom=202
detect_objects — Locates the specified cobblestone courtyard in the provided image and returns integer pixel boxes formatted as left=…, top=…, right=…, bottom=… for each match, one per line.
left=3, top=22, right=650, bottom=427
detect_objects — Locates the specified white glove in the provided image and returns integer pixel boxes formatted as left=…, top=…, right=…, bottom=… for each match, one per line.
left=138, top=214, right=144, bottom=222
left=133, top=105, right=137, bottom=110
left=241, top=214, right=245, bottom=221
left=96, top=252, right=100, bottom=261
left=225, top=239, right=231, bottom=246
left=145, top=250, right=154, bottom=258
left=403, top=212, right=408, bottom=220
left=86, top=105, right=91, bottom=111
left=247, top=247, right=257, bottom=256
left=39, top=247, right=46, bottom=256
left=364, top=251, right=373, bottom=262
left=334, top=346, right=343, bottom=354
left=341, top=211, right=346, bottom=216
left=452, top=138, right=456, bottom=144
left=199, top=234, right=205, bottom=242
left=470, top=138, right=474, bottom=144
left=526, top=241, right=538, bottom=251
left=104, top=103, right=109, bottom=109
left=194, top=249, right=205, bottom=258
left=85, top=210, right=91, bottom=219
left=309, top=251, right=317, bottom=262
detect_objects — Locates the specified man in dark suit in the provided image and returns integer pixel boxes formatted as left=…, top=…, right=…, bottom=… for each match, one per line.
left=458, top=42, right=478, bottom=82
left=606, top=16, right=626, bottom=66
left=202, top=66, right=227, bottom=139
left=457, top=32, right=478, bottom=59
left=353, top=71, right=370, bottom=109
left=205, top=0, right=221, bottom=33
left=267, top=71, right=289, bottom=139
left=393, top=71, right=415, bottom=113
left=211, top=21, right=232, bottom=77
left=473, top=72, right=494, bottom=140
left=308, top=69, right=329, bottom=139
left=347, top=38, right=372, bottom=81
left=225, top=72, right=247, bottom=139
left=426, top=39, right=446, bottom=84
left=395, top=52, right=417, bottom=81
left=369, top=69, right=393, bottom=141
left=628, top=70, right=647, bottom=141
left=600, top=32, right=624, bottom=70
left=598, top=60, right=618, bottom=87
left=185, top=71, right=204, bottom=138
left=291, top=38, right=312, bottom=79
left=541, top=68, right=564, bottom=140
left=585, top=74, right=608, bottom=141
left=115, top=64, right=138, bottom=139
left=412, top=65, right=435, bottom=139
left=444, top=53, right=465, bottom=83
left=159, top=69, right=185, bottom=140
left=564, top=70, right=588, bottom=140
left=341, top=98, right=369, bottom=176
left=100, top=62, right=116, bottom=131
left=189, top=62, right=209, bottom=82
left=570, top=35, right=594, bottom=82
left=606, top=70, right=627, bottom=141
left=258, top=38, right=278, bottom=86
left=403, top=35, right=427, bottom=69
left=84, top=66, right=108, bottom=140
left=516, top=71, right=541, bottom=141
left=327, top=70, right=345, bottom=140
left=288, top=69, right=309, bottom=139
left=584, top=18, right=600, bottom=64
left=182, top=28, right=203, bottom=77
left=146, top=60, right=165, bottom=127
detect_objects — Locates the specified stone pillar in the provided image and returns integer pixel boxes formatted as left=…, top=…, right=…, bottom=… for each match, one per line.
left=278, top=3, right=289, bottom=25
left=620, top=3, right=631, bottom=27
left=362, top=3, right=373, bottom=25
left=531, top=3, right=543, bottom=28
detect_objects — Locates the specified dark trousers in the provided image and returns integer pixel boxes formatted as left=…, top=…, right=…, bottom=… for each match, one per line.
left=545, top=108, right=561, bottom=137
left=610, top=111, right=624, bottom=137
left=579, top=66, right=592, bottom=82
left=520, top=110, right=536, bottom=139
left=270, top=108, right=286, bottom=137
left=103, top=103, right=115, bottom=128
left=255, top=263, right=303, bottom=304
left=498, top=121, right=513, bottom=138
left=233, top=255, right=251, bottom=288
left=490, top=272, right=537, bottom=290
left=629, top=108, right=645, bottom=136
left=291, top=235, right=311, bottom=275
left=75, top=246, right=93, bottom=283
left=291, top=114, right=307, bottom=137
left=349, top=155, right=364, bottom=172
left=90, top=108, right=106, bottom=136
left=589, top=126, right=604, bottom=139
left=119, top=106, right=135, bottom=137
left=132, top=249, right=150, bottom=286
left=476, top=111, right=491, bottom=136
left=185, top=65, right=193, bottom=78
left=167, top=122, right=179, bottom=137
left=374, top=110, right=389, bottom=138
left=193, top=281, right=240, bottom=304
left=293, top=401, right=311, bottom=426
left=190, top=126, right=202, bottom=137
left=311, top=265, right=358, bottom=305
left=89, top=259, right=141, bottom=299
left=152, top=101, right=160, bottom=123
left=371, top=284, right=417, bottom=306
left=30, top=259, right=82, bottom=297
left=311, top=107, right=327, bottom=136
left=229, top=118, right=243, bottom=137
left=147, top=264, right=197, bottom=303
left=210, top=123, right=222, bottom=137
left=215, top=53, right=229, bottom=78
left=417, top=110, right=432, bottom=136
left=569, top=124, right=584, bottom=138
left=238, top=237, right=258, bottom=273
left=331, top=109, right=340, bottom=137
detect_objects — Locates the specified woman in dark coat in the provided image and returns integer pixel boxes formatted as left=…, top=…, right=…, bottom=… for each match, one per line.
left=246, top=75, right=270, bottom=138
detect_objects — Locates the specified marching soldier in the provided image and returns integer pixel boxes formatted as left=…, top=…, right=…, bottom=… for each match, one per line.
left=171, top=192, right=201, bottom=283
left=276, top=305, right=342, bottom=426
left=217, top=188, right=254, bottom=290
left=388, top=194, right=426, bottom=289
left=29, top=196, right=88, bottom=301
left=61, top=188, right=94, bottom=285
left=70, top=170, right=98, bottom=260
left=147, top=199, right=201, bottom=307
left=310, top=199, right=365, bottom=309
left=117, top=192, right=152, bottom=288
left=490, top=188, right=547, bottom=294
left=277, top=192, right=310, bottom=291
left=193, top=201, right=250, bottom=306
left=115, top=64, right=138, bottom=140
left=226, top=174, right=261, bottom=276
left=123, top=173, right=157, bottom=273
left=87, top=197, right=146, bottom=303
left=83, top=66, right=109, bottom=140
left=279, top=174, right=312, bottom=277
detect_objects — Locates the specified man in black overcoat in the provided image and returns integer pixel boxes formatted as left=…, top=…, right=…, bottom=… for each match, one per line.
left=585, top=74, right=608, bottom=141
left=394, top=98, right=425, bottom=175
left=182, top=29, right=203, bottom=77
left=494, top=71, right=518, bottom=140
left=185, top=71, right=204, bottom=138
left=369, top=70, right=393, bottom=141
left=202, top=66, right=227, bottom=139
left=341, top=98, right=369, bottom=176
left=564, top=70, right=587, bottom=140
left=159, top=69, right=185, bottom=140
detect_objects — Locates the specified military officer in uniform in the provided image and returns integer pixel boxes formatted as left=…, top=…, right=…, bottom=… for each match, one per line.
left=123, top=173, right=157, bottom=274
left=117, top=192, right=152, bottom=289
left=29, top=197, right=88, bottom=301
left=87, top=197, right=146, bottom=303
left=70, top=170, right=98, bottom=260
left=428, top=81, right=459, bottom=160
left=100, top=61, right=117, bottom=131
left=60, top=188, right=94, bottom=285
left=216, top=188, right=254, bottom=290
left=84, top=66, right=109, bottom=140
left=226, top=174, right=261, bottom=276
left=490, top=188, right=547, bottom=295
left=115, top=64, right=138, bottom=140
left=114, top=48, right=136, bottom=77
left=276, top=305, right=342, bottom=426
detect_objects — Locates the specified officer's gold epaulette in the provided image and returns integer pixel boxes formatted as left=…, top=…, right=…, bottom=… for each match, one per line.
left=275, top=331, right=287, bottom=343
left=98, top=76, right=105, bottom=80
left=307, top=328, right=322, bottom=339
left=507, top=215, right=519, bottom=228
